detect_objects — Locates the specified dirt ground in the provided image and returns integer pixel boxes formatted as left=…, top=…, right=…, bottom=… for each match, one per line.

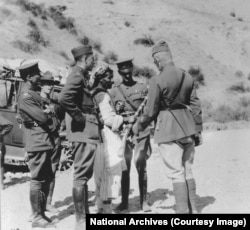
left=1, top=128, right=250, bottom=230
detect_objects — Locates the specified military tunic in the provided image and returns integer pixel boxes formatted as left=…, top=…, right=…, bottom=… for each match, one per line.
left=18, top=86, right=53, bottom=181
left=41, top=93, right=64, bottom=173
left=59, top=65, right=100, bottom=186
left=134, top=62, right=203, bottom=143
left=134, top=62, right=203, bottom=184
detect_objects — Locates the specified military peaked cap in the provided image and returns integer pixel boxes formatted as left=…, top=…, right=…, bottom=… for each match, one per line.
left=116, top=58, right=134, bottom=71
left=18, top=62, right=41, bottom=79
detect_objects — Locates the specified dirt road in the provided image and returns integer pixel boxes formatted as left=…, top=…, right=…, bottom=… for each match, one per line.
left=1, top=129, right=250, bottom=230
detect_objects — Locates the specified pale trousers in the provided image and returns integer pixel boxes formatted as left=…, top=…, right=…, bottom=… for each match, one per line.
left=158, top=136, right=195, bottom=183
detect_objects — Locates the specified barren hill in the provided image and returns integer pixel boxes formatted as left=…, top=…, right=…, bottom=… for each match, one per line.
left=1, top=0, right=250, bottom=127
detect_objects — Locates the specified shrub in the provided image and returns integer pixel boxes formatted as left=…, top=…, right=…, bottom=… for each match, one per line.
left=49, top=6, right=77, bottom=35
left=12, top=40, right=40, bottom=54
left=133, top=66, right=156, bottom=79
left=103, top=51, right=118, bottom=64
left=124, top=21, right=131, bottom=27
left=27, top=19, right=49, bottom=47
left=201, top=99, right=213, bottom=122
left=248, top=73, right=250, bottom=81
left=230, top=11, right=236, bottom=17
left=238, top=97, right=250, bottom=108
left=103, top=0, right=114, bottom=4
left=238, top=17, right=243, bottom=22
left=188, top=66, right=205, bottom=86
left=228, top=82, right=250, bottom=93
left=212, top=105, right=250, bottom=123
left=80, top=36, right=90, bottom=45
left=134, top=35, right=155, bottom=47
left=235, top=70, right=244, bottom=78
left=17, top=0, right=48, bottom=19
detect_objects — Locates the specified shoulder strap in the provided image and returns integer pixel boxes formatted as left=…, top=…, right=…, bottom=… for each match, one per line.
left=117, top=85, right=137, bottom=111
left=169, top=71, right=185, bottom=103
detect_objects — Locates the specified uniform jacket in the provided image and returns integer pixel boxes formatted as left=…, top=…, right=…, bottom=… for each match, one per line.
left=109, top=80, right=151, bottom=139
left=41, top=93, right=65, bottom=135
left=18, top=86, right=54, bottom=152
left=135, top=62, right=203, bottom=144
left=59, top=66, right=100, bottom=144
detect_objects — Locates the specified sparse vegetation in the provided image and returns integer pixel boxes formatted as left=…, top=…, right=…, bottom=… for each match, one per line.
left=188, top=66, right=205, bottom=87
left=211, top=104, right=250, bottom=123
left=133, top=66, right=156, bottom=79
left=48, top=6, right=77, bottom=35
left=134, top=35, right=155, bottom=47
left=235, top=70, right=244, bottom=78
left=16, top=0, right=77, bottom=35
left=17, top=0, right=47, bottom=19
left=27, top=19, right=49, bottom=47
left=239, top=96, right=250, bottom=108
left=148, top=26, right=156, bottom=31
left=248, top=73, right=250, bottom=81
left=12, top=40, right=40, bottom=54
left=228, top=82, right=250, bottom=93
left=103, top=0, right=114, bottom=4
left=238, top=17, right=243, bottom=22
left=230, top=11, right=236, bottom=17
left=103, top=51, right=118, bottom=64
left=124, top=21, right=131, bottom=27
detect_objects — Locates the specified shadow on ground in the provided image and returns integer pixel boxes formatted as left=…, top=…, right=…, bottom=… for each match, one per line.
left=51, top=190, right=96, bottom=221
left=116, top=188, right=215, bottom=214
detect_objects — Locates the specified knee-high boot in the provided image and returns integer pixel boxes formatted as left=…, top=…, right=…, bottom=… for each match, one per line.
left=30, top=186, right=55, bottom=228
left=84, top=184, right=90, bottom=214
left=73, top=186, right=86, bottom=230
left=46, top=178, right=59, bottom=214
left=186, top=178, right=198, bottom=213
left=136, top=163, right=151, bottom=212
left=115, top=170, right=129, bottom=211
left=173, top=182, right=189, bottom=213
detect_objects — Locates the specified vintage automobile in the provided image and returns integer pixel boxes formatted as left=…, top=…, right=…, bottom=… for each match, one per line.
left=0, top=63, right=73, bottom=171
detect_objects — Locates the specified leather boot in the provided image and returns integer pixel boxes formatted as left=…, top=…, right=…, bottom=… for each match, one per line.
left=173, top=182, right=189, bottom=213
left=73, top=186, right=86, bottom=230
left=137, top=163, right=151, bottom=212
left=46, top=178, right=59, bottom=214
left=186, top=178, right=198, bottom=213
left=30, top=189, right=55, bottom=228
left=115, top=170, right=129, bottom=212
left=84, top=184, right=90, bottom=214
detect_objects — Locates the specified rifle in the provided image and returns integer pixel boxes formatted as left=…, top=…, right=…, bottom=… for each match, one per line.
left=119, top=95, right=148, bottom=156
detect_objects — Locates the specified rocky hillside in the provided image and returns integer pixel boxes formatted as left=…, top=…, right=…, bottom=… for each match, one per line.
left=1, top=0, right=250, bottom=127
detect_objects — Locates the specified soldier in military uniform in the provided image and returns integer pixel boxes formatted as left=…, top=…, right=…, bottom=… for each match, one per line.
left=17, top=63, right=55, bottom=228
left=132, top=41, right=203, bottom=213
left=40, top=72, right=65, bottom=214
left=109, top=59, right=152, bottom=212
left=0, top=116, right=13, bottom=189
left=59, top=45, right=99, bottom=230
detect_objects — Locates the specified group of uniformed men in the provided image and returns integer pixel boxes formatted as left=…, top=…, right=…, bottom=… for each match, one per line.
left=16, top=40, right=203, bottom=229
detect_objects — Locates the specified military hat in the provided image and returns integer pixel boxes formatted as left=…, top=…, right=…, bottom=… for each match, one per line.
left=71, top=45, right=93, bottom=59
left=41, top=71, right=55, bottom=84
left=18, top=62, right=41, bottom=79
left=151, top=40, right=170, bottom=56
left=116, top=59, right=134, bottom=71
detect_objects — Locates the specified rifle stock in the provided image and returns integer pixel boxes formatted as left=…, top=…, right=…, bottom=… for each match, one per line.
left=120, top=96, right=148, bottom=154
